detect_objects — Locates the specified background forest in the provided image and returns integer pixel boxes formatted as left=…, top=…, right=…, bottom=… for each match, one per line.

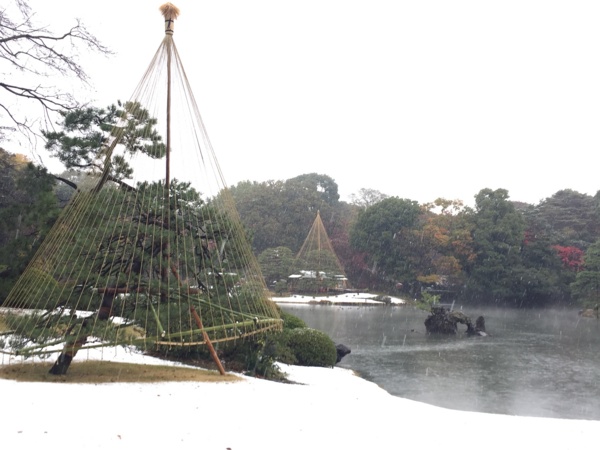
left=2, top=152, right=600, bottom=309
left=2, top=1, right=600, bottom=311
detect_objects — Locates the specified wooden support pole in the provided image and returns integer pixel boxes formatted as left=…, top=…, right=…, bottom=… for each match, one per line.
left=189, top=305, right=226, bottom=375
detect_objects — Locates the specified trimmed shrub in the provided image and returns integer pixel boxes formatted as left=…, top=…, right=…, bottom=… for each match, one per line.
left=280, top=310, right=307, bottom=330
left=284, top=327, right=337, bottom=367
left=148, top=309, right=335, bottom=379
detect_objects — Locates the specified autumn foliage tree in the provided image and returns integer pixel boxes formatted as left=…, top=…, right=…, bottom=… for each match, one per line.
left=415, top=199, right=475, bottom=293
left=553, top=245, right=585, bottom=272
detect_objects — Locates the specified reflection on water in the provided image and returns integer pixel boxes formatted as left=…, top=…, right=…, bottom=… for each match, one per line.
left=280, top=304, right=600, bottom=420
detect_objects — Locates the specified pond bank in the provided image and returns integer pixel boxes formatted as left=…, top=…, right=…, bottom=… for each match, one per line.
left=272, top=292, right=407, bottom=306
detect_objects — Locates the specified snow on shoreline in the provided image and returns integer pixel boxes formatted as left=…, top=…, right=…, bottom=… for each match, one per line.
left=1, top=352, right=597, bottom=450
left=271, top=292, right=407, bottom=305
left=2, top=295, right=598, bottom=449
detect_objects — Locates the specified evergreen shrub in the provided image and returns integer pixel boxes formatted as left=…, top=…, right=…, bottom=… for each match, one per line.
left=146, top=309, right=337, bottom=377
left=280, top=309, right=306, bottom=330
left=282, top=327, right=337, bottom=367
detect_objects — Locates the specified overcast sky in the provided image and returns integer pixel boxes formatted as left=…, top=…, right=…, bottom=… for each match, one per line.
left=12, top=0, right=600, bottom=206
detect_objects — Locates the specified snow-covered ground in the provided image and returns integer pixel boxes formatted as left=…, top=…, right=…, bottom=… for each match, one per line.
left=1, top=295, right=598, bottom=449
left=1, top=344, right=598, bottom=450
left=271, top=292, right=406, bottom=305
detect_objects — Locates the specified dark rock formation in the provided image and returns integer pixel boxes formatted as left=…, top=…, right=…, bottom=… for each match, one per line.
left=424, top=306, right=461, bottom=334
left=475, top=316, right=486, bottom=331
left=579, top=306, right=599, bottom=319
left=335, top=343, right=351, bottom=363
left=424, top=306, right=487, bottom=336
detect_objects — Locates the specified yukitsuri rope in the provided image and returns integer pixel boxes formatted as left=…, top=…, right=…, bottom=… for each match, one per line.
left=1, top=4, right=281, bottom=370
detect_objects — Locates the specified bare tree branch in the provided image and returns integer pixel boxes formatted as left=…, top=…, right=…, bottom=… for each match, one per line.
left=0, top=0, right=112, bottom=142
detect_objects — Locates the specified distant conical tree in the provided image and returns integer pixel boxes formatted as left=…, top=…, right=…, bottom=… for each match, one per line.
left=292, top=210, right=348, bottom=293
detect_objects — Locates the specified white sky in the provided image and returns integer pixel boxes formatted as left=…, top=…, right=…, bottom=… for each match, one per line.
left=11, top=0, right=600, bottom=206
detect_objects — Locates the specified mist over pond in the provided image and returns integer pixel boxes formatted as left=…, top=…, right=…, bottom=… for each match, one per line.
left=280, top=304, right=600, bottom=420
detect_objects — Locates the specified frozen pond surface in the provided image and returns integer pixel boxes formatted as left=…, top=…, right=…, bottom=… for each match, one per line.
left=280, top=304, right=600, bottom=420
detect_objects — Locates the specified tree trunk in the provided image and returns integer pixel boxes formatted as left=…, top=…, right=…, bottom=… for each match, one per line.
left=48, top=293, right=115, bottom=375
left=48, top=333, right=87, bottom=375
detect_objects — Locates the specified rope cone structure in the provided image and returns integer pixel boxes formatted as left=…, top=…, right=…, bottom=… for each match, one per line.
left=291, top=211, right=349, bottom=294
left=1, top=4, right=282, bottom=374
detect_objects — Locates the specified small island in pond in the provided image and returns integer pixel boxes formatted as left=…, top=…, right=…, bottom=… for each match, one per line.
left=424, top=306, right=487, bottom=336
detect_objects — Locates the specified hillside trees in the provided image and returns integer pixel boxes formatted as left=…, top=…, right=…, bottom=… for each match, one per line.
left=463, top=188, right=568, bottom=306
left=349, top=188, right=388, bottom=210
left=0, top=149, right=59, bottom=301
left=526, top=190, right=600, bottom=249
left=229, top=173, right=342, bottom=254
left=349, top=197, right=422, bottom=293
left=347, top=197, right=476, bottom=296
left=227, top=180, right=286, bottom=253
left=464, top=189, right=526, bottom=304
left=233, top=178, right=596, bottom=305
left=0, top=0, right=110, bottom=141
left=570, top=240, right=600, bottom=307
left=324, top=201, right=374, bottom=289
left=257, top=246, right=297, bottom=288
left=517, top=232, right=572, bottom=305
left=415, top=199, right=475, bottom=294
left=516, top=189, right=599, bottom=305
left=278, top=173, right=341, bottom=252
left=7, top=116, right=600, bottom=309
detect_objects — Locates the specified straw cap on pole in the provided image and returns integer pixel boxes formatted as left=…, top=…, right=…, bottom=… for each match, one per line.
left=160, top=3, right=180, bottom=34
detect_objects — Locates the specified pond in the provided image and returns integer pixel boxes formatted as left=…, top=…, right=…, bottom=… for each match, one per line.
left=280, top=304, right=600, bottom=420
